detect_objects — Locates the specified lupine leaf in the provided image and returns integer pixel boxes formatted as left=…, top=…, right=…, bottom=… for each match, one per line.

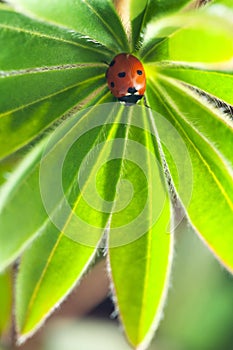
left=108, top=106, right=173, bottom=349
left=140, top=10, right=233, bottom=63
left=16, top=225, right=97, bottom=340
left=6, top=0, right=129, bottom=51
left=130, top=0, right=193, bottom=50
left=146, top=74, right=233, bottom=272
left=0, top=270, right=12, bottom=336
left=0, top=7, right=111, bottom=159
left=156, top=65, right=233, bottom=107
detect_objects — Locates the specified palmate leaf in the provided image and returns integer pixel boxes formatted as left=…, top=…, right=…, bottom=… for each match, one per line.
left=130, top=0, right=193, bottom=50
left=140, top=4, right=233, bottom=276
left=0, top=95, right=111, bottom=272
left=108, top=107, right=173, bottom=349
left=6, top=0, right=129, bottom=52
left=0, top=7, right=113, bottom=71
left=0, top=69, right=107, bottom=160
left=7, top=104, right=118, bottom=338
left=1, top=0, right=233, bottom=349
left=2, top=103, right=173, bottom=347
left=0, top=6, right=113, bottom=160
left=157, top=64, right=233, bottom=107
left=146, top=73, right=233, bottom=272
left=140, top=8, right=233, bottom=64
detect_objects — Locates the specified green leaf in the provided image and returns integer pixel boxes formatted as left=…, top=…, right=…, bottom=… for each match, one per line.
left=4, top=103, right=129, bottom=339
left=130, top=0, right=192, bottom=51
left=0, top=270, right=12, bottom=336
left=146, top=74, right=233, bottom=272
left=213, top=0, right=233, bottom=8
left=156, top=65, right=233, bottom=106
left=108, top=107, right=173, bottom=349
left=129, top=0, right=147, bottom=50
left=16, top=225, right=96, bottom=340
left=167, top=22, right=233, bottom=64
left=3, top=102, right=174, bottom=345
left=109, top=209, right=172, bottom=349
left=0, top=7, right=112, bottom=71
left=0, top=68, right=107, bottom=160
left=0, top=69, right=105, bottom=116
left=6, top=0, right=129, bottom=52
left=0, top=137, right=48, bottom=271
left=0, top=104, right=94, bottom=269
left=143, top=0, right=193, bottom=21
left=141, top=10, right=233, bottom=63
left=0, top=102, right=121, bottom=271
left=0, top=154, right=21, bottom=186
left=0, top=7, right=112, bottom=159
left=4, top=103, right=124, bottom=338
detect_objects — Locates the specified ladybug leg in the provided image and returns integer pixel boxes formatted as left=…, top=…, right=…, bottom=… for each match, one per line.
left=102, top=60, right=110, bottom=66
left=143, top=95, right=150, bottom=109
left=102, top=58, right=116, bottom=66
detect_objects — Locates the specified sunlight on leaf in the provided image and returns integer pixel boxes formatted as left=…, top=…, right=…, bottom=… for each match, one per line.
left=6, top=0, right=129, bottom=51
left=157, top=65, right=233, bottom=107
left=141, top=9, right=233, bottom=64
left=146, top=75, right=233, bottom=272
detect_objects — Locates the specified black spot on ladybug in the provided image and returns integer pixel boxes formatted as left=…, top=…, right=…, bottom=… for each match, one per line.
left=137, top=70, right=143, bottom=75
left=110, top=81, right=115, bottom=88
left=110, top=60, right=115, bottom=67
left=127, top=87, right=137, bottom=94
left=118, top=72, right=126, bottom=78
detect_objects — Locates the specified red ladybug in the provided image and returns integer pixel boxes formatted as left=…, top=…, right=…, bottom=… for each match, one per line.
left=106, top=53, right=146, bottom=104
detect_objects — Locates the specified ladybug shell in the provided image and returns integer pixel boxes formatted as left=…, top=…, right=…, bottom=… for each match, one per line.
left=106, top=53, right=146, bottom=103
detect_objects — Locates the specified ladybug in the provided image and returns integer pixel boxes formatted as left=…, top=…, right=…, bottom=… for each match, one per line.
left=106, top=53, right=146, bottom=104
